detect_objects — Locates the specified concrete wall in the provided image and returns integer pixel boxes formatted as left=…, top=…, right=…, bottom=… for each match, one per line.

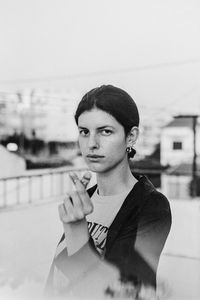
left=0, top=145, right=26, bottom=178
left=161, top=174, right=191, bottom=199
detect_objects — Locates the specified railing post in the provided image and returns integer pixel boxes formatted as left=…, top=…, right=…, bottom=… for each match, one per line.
left=3, top=179, right=7, bottom=208
left=16, top=177, right=20, bottom=205
left=0, top=168, right=87, bottom=208
left=29, top=176, right=32, bottom=203
left=50, top=172, right=54, bottom=197
left=40, top=174, right=43, bottom=200
left=60, top=171, right=64, bottom=195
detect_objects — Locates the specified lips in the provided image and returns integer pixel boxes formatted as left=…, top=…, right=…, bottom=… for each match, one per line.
left=86, top=154, right=104, bottom=159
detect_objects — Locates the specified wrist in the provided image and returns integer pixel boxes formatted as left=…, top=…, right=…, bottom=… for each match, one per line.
left=63, top=218, right=89, bottom=256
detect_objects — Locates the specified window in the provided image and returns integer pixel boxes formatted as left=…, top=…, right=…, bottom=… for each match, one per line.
left=173, top=141, right=182, bottom=150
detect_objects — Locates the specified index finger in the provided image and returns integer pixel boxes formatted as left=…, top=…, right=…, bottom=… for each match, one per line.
left=80, top=171, right=92, bottom=189
left=69, top=172, right=91, bottom=189
left=69, top=172, right=93, bottom=214
left=69, top=173, right=85, bottom=191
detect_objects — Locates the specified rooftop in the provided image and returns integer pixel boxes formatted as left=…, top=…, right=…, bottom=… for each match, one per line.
left=165, top=116, right=197, bottom=129
left=166, top=162, right=200, bottom=176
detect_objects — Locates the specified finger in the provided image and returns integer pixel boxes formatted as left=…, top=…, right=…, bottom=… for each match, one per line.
left=72, top=179, right=93, bottom=215
left=63, top=195, right=77, bottom=220
left=69, top=171, right=91, bottom=189
left=68, top=190, right=85, bottom=219
left=69, top=172, right=79, bottom=186
left=80, top=171, right=92, bottom=189
left=58, top=203, right=72, bottom=223
left=69, top=172, right=90, bottom=191
left=69, top=172, right=93, bottom=215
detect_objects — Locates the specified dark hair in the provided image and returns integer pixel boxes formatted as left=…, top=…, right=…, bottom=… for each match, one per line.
left=75, top=85, right=139, bottom=158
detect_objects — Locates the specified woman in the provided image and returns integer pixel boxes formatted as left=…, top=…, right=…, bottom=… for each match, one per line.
left=45, top=85, right=171, bottom=298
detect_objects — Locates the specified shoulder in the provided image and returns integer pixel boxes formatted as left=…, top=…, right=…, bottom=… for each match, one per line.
left=136, top=175, right=171, bottom=212
left=136, top=179, right=172, bottom=234
left=145, top=189, right=171, bottom=214
left=134, top=176, right=171, bottom=226
left=139, top=189, right=172, bottom=233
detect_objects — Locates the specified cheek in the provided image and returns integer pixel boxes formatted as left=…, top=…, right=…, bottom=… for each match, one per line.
left=105, top=137, right=126, bottom=155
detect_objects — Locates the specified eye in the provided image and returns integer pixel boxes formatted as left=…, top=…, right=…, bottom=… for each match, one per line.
left=79, top=129, right=89, bottom=136
left=100, top=129, right=113, bottom=136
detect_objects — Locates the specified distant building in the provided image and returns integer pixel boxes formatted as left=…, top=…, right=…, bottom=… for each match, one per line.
left=160, top=116, right=200, bottom=166
left=161, top=116, right=200, bottom=199
left=137, top=105, right=171, bottom=158
left=28, top=89, right=80, bottom=142
left=0, top=89, right=81, bottom=143
left=0, top=92, right=21, bottom=137
left=162, top=163, right=200, bottom=199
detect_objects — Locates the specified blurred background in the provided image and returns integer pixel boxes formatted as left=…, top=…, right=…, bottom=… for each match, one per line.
left=0, top=0, right=200, bottom=299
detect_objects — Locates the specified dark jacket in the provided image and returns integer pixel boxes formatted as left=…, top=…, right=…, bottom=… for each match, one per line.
left=45, top=174, right=171, bottom=295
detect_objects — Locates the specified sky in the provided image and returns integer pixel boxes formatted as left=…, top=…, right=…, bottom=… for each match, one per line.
left=0, top=0, right=200, bottom=112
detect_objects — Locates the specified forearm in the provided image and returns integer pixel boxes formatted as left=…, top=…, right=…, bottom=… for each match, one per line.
left=63, top=218, right=90, bottom=256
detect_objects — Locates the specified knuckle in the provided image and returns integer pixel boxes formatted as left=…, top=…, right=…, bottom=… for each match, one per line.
left=74, top=188, right=82, bottom=195
left=84, top=204, right=93, bottom=215
left=58, top=204, right=67, bottom=223
left=58, top=203, right=63, bottom=211
left=79, top=190, right=86, bottom=196
left=69, top=215, right=75, bottom=222
left=62, top=216, right=70, bottom=223
left=64, top=196, right=72, bottom=206
left=70, top=191, right=77, bottom=197
left=65, top=192, right=70, bottom=199
left=77, top=211, right=84, bottom=219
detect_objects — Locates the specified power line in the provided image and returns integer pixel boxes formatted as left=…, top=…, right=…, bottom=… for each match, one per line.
left=0, top=58, right=200, bottom=84
left=0, top=82, right=200, bottom=117
left=0, top=91, right=79, bottom=101
left=155, top=84, right=200, bottom=112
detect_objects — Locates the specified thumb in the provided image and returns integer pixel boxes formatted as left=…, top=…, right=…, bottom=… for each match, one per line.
left=80, top=171, right=92, bottom=189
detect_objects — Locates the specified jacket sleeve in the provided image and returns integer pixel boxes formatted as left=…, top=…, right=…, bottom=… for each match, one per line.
left=105, top=192, right=172, bottom=288
left=44, top=238, right=119, bottom=298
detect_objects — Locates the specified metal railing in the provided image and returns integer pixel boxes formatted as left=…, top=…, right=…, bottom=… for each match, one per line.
left=0, top=167, right=88, bottom=209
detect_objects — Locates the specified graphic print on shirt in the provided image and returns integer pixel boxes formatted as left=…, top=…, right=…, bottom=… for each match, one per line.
left=87, top=221, right=108, bottom=255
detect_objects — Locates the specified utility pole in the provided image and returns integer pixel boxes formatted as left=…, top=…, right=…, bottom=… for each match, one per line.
left=176, top=115, right=199, bottom=197
left=17, top=92, right=25, bottom=154
left=192, top=115, right=198, bottom=197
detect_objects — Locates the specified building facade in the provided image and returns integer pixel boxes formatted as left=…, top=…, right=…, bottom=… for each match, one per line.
left=0, top=89, right=81, bottom=143
left=161, top=116, right=200, bottom=199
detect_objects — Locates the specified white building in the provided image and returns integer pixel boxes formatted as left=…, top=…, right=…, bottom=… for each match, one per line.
left=0, top=92, right=22, bottom=137
left=0, top=89, right=81, bottom=143
left=161, top=116, right=200, bottom=199
left=29, top=89, right=80, bottom=142
left=161, top=116, right=200, bottom=166
left=137, top=105, right=171, bottom=158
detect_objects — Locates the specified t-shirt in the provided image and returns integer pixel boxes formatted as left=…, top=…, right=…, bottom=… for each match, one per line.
left=52, top=187, right=132, bottom=290
left=86, top=188, right=132, bottom=256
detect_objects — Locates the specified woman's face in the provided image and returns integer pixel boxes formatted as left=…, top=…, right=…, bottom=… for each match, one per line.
left=77, top=108, right=129, bottom=174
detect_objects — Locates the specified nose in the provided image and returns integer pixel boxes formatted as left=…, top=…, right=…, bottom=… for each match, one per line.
left=88, top=133, right=99, bottom=150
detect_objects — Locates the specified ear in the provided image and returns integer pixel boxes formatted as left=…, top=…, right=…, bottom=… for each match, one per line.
left=126, top=126, right=139, bottom=147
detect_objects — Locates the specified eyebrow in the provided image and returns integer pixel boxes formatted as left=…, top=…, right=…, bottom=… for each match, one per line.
left=78, top=125, right=114, bottom=130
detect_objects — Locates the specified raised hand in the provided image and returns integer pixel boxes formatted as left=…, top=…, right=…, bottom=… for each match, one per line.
left=58, top=171, right=93, bottom=224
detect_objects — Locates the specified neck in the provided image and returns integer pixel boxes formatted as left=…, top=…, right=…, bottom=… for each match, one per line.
left=96, top=159, right=137, bottom=196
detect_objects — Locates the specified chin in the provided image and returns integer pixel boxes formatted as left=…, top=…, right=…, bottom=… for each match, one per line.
left=87, top=164, right=105, bottom=173
left=88, top=163, right=118, bottom=174
left=84, top=161, right=105, bottom=173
